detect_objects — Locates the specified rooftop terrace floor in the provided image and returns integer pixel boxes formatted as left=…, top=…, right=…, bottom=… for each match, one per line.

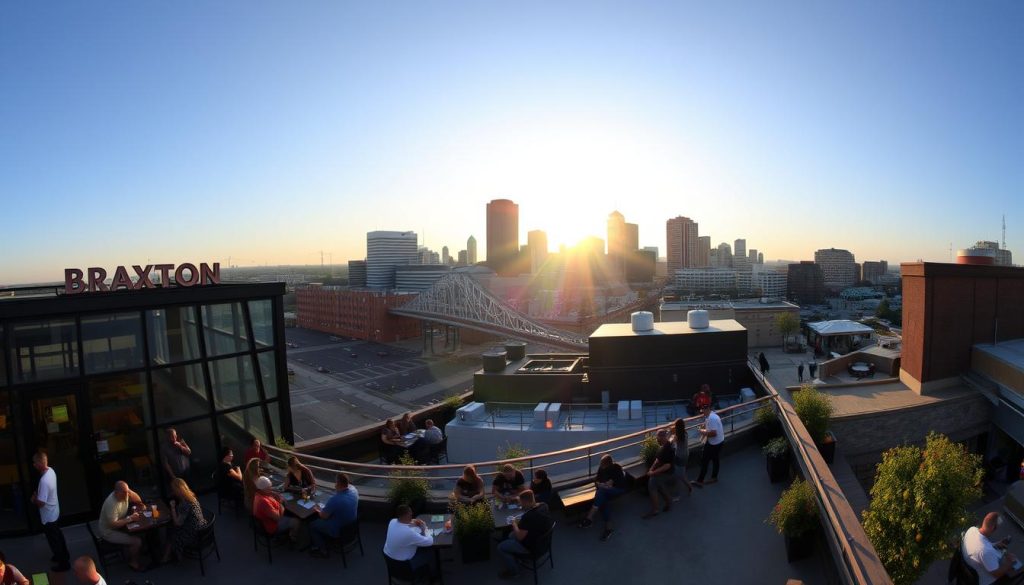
left=1, top=445, right=833, bottom=585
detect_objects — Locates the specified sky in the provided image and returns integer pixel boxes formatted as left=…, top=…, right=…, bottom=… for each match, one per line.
left=1, top=1, right=1022, bottom=284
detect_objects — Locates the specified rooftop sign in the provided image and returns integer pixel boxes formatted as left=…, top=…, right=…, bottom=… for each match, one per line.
left=64, top=263, right=221, bottom=295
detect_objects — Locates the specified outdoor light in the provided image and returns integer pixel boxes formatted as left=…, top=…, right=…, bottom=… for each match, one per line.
left=544, top=419, right=553, bottom=429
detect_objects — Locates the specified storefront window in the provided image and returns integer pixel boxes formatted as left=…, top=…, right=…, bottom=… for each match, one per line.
left=150, top=364, right=210, bottom=423
left=257, top=351, right=278, bottom=400
left=88, top=374, right=159, bottom=499
left=217, top=405, right=268, bottom=455
left=160, top=418, right=217, bottom=491
left=209, top=355, right=259, bottom=410
left=147, top=307, right=200, bottom=366
left=248, top=299, right=275, bottom=348
left=10, top=318, right=78, bottom=382
left=202, top=303, right=249, bottom=356
left=81, top=312, right=145, bottom=374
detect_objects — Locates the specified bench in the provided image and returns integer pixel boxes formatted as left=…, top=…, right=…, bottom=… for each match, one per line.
left=556, top=484, right=596, bottom=512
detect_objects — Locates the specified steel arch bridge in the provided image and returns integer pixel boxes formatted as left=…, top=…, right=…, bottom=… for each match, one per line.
left=389, top=273, right=589, bottom=351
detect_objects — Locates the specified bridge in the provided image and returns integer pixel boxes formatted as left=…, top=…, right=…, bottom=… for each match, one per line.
left=389, top=273, right=589, bottom=351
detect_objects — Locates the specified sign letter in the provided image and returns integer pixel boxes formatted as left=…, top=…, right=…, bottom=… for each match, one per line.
left=200, top=262, right=221, bottom=285
left=64, top=269, right=85, bottom=295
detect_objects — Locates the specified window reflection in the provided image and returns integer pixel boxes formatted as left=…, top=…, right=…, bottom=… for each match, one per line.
left=257, top=351, right=277, bottom=400
left=209, top=355, right=259, bottom=410
left=218, top=405, right=268, bottom=457
left=81, top=312, right=144, bottom=374
left=161, top=418, right=217, bottom=492
left=147, top=307, right=200, bottom=365
left=202, top=303, right=249, bottom=356
left=10, top=319, right=78, bottom=382
left=267, top=401, right=282, bottom=444
left=0, top=392, right=26, bottom=532
left=248, top=300, right=275, bottom=348
left=151, top=364, right=209, bottom=423
left=88, top=374, right=159, bottom=499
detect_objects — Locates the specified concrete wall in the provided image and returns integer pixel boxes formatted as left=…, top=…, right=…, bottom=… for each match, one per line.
left=820, top=350, right=899, bottom=378
left=973, top=349, right=1024, bottom=395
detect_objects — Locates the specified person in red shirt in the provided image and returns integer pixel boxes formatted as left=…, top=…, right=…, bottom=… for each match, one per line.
left=244, top=437, right=270, bottom=465
left=687, top=384, right=713, bottom=416
left=252, top=477, right=298, bottom=541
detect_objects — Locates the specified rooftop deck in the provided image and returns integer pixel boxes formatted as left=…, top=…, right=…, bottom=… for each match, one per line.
left=0, top=444, right=834, bottom=585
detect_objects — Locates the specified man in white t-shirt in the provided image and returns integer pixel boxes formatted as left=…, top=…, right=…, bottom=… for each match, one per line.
left=383, top=505, right=435, bottom=576
left=694, top=404, right=724, bottom=487
left=962, top=512, right=1020, bottom=585
left=31, top=452, right=70, bottom=572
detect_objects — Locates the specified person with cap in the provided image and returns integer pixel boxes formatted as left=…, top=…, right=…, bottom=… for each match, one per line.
left=642, top=429, right=675, bottom=519
left=252, top=476, right=299, bottom=542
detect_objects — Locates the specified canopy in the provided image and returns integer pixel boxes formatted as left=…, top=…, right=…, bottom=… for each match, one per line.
left=807, top=320, right=873, bottom=337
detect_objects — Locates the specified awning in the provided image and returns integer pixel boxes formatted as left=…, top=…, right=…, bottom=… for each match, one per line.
left=807, top=320, right=874, bottom=337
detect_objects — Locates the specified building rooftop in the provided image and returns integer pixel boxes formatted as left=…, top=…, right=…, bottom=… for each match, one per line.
left=975, top=339, right=1024, bottom=374
left=661, top=299, right=798, bottom=310
left=590, top=319, right=745, bottom=338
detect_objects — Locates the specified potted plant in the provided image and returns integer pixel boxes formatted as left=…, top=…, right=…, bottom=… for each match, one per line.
left=753, top=404, right=783, bottom=446
left=497, top=442, right=529, bottom=470
left=440, top=394, right=464, bottom=430
left=766, top=478, right=819, bottom=562
left=793, top=384, right=836, bottom=464
left=451, top=499, right=494, bottom=563
left=387, top=454, right=429, bottom=515
left=763, top=437, right=790, bottom=483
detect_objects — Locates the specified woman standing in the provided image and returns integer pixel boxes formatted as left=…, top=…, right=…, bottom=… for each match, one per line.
left=161, top=478, right=208, bottom=564
left=671, top=418, right=693, bottom=497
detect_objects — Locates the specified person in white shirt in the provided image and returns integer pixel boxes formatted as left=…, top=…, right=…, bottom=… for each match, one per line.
left=962, top=512, right=1020, bottom=585
left=383, top=505, right=435, bottom=576
left=422, top=420, right=444, bottom=445
left=31, top=452, right=70, bottom=572
left=72, top=556, right=107, bottom=585
left=694, top=403, right=725, bottom=486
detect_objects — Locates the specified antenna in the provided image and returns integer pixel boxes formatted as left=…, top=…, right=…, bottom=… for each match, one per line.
left=1003, top=214, right=1007, bottom=250
left=949, top=243, right=952, bottom=263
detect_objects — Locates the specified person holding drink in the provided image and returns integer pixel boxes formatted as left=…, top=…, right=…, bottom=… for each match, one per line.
left=98, top=481, right=145, bottom=571
left=160, top=478, right=207, bottom=564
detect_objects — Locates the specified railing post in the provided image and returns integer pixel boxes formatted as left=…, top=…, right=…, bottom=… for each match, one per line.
left=587, top=447, right=592, bottom=477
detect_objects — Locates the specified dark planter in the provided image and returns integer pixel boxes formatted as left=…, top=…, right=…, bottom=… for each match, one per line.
left=755, top=423, right=783, bottom=446
left=817, top=431, right=836, bottom=465
left=767, top=453, right=789, bottom=483
left=784, top=531, right=815, bottom=562
left=459, top=534, right=491, bottom=563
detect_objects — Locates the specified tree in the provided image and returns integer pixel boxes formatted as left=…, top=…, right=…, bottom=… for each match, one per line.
left=775, top=312, right=800, bottom=350
left=861, top=433, right=983, bottom=585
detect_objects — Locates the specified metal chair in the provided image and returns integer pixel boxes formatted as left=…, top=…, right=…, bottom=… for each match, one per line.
left=382, top=552, right=430, bottom=585
left=428, top=437, right=449, bottom=464
left=251, top=516, right=287, bottom=564
left=85, top=521, right=126, bottom=576
left=182, top=509, right=221, bottom=576
left=513, top=523, right=555, bottom=585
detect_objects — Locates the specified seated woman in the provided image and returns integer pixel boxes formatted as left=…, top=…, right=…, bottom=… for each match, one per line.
left=380, top=419, right=405, bottom=464
left=397, top=412, right=418, bottom=435
left=578, top=454, right=628, bottom=542
left=161, top=478, right=208, bottom=564
left=452, top=465, right=485, bottom=504
left=282, top=456, right=316, bottom=496
left=530, top=469, right=553, bottom=505
left=216, top=447, right=244, bottom=503
left=242, top=457, right=262, bottom=513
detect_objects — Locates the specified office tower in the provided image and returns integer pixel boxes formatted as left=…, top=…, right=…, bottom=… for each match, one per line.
left=457, top=250, right=468, bottom=265
left=787, top=261, right=825, bottom=304
left=697, top=236, right=711, bottom=267
left=467, top=236, right=477, bottom=265
left=814, top=248, right=857, bottom=288
left=366, top=231, right=417, bottom=288
left=734, top=239, right=746, bottom=260
left=528, top=230, right=548, bottom=274
left=643, top=246, right=659, bottom=258
left=625, top=223, right=639, bottom=253
left=486, top=199, right=519, bottom=276
left=348, top=260, right=367, bottom=287
left=607, top=211, right=639, bottom=277
left=666, top=216, right=699, bottom=274
left=758, top=252, right=764, bottom=265
left=711, top=242, right=733, bottom=268
left=628, top=249, right=657, bottom=283
left=753, top=265, right=787, bottom=298
left=748, top=249, right=758, bottom=264
left=442, top=246, right=450, bottom=265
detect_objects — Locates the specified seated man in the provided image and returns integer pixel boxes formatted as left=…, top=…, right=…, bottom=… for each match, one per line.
left=252, top=476, right=300, bottom=542
left=383, top=504, right=435, bottom=576
left=492, top=464, right=526, bottom=504
left=309, top=473, right=360, bottom=558
left=579, top=454, right=627, bottom=541
left=497, top=490, right=554, bottom=579
left=412, top=419, right=444, bottom=463
left=962, top=512, right=1021, bottom=584
left=98, top=481, right=144, bottom=571
left=687, top=384, right=713, bottom=416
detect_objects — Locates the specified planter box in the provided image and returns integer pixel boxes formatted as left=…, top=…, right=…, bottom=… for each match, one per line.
left=817, top=432, right=836, bottom=465
left=754, top=424, right=783, bottom=446
left=767, top=454, right=789, bottom=483
left=784, top=531, right=815, bottom=562
left=459, top=534, right=491, bottom=563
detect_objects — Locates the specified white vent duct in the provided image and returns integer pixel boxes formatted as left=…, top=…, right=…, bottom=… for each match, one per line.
left=687, top=309, right=710, bottom=329
left=631, top=311, right=654, bottom=332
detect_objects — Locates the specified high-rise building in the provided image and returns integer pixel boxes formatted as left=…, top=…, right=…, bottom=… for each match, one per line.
left=366, top=231, right=417, bottom=289
left=395, top=265, right=450, bottom=291
left=666, top=216, right=699, bottom=274
left=347, top=260, right=367, bottom=287
left=627, top=249, right=657, bottom=283
left=457, top=250, right=468, bottom=265
left=643, top=246, right=658, bottom=258
left=607, top=211, right=640, bottom=278
left=625, top=223, right=639, bottom=253
left=787, top=261, right=825, bottom=304
left=441, top=246, right=450, bottom=265
left=486, top=199, right=519, bottom=276
left=467, top=236, right=478, bottom=265
left=710, top=242, right=733, bottom=268
left=528, top=230, right=548, bottom=274
left=757, top=252, right=764, bottom=265
left=697, top=236, right=711, bottom=267
left=748, top=249, right=758, bottom=264
left=734, top=239, right=746, bottom=260
left=814, top=248, right=857, bottom=288
left=753, top=265, right=788, bottom=298
left=972, top=241, right=1013, bottom=266
left=733, top=255, right=753, bottom=292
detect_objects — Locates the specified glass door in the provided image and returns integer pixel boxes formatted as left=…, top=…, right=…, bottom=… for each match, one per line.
left=0, top=392, right=28, bottom=533
left=23, top=391, right=94, bottom=520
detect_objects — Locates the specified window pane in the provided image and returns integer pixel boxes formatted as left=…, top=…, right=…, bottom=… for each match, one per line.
left=218, top=405, right=268, bottom=457
left=267, top=401, right=282, bottom=444
left=88, top=374, right=160, bottom=499
left=147, top=307, right=200, bottom=365
left=257, top=351, right=278, bottom=400
left=10, top=318, right=78, bottom=382
left=248, top=300, right=275, bottom=348
left=0, top=433, right=27, bottom=532
left=0, top=325, right=6, bottom=387
left=209, top=355, right=259, bottom=410
left=81, top=312, right=144, bottom=374
left=160, top=418, right=217, bottom=492
left=203, top=303, right=249, bottom=356
left=151, top=364, right=209, bottom=423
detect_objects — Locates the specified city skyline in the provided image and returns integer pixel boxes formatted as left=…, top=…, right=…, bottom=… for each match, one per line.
left=2, top=1, right=1022, bottom=284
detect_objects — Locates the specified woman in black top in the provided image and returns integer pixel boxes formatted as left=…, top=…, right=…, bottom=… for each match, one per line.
left=530, top=469, right=553, bottom=504
left=216, top=447, right=244, bottom=502
left=282, top=455, right=316, bottom=496
left=578, top=454, right=627, bottom=541
left=452, top=465, right=485, bottom=504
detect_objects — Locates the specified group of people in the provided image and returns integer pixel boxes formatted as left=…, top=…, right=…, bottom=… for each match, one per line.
left=380, top=413, right=445, bottom=464
left=451, top=464, right=552, bottom=506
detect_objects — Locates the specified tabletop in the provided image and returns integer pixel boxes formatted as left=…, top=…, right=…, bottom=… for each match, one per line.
left=125, top=499, right=172, bottom=533
left=417, top=513, right=454, bottom=547
left=401, top=430, right=425, bottom=449
left=490, top=499, right=524, bottom=529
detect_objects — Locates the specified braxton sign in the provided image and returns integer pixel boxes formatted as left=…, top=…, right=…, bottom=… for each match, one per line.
left=65, top=262, right=221, bottom=294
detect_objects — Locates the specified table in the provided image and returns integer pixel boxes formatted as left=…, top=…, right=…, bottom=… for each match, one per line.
left=125, top=499, right=172, bottom=533
left=490, top=499, right=525, bottom=530
left=280, top=490, right=328, bottom=521
left=851, top=364, right=870, bottom=378
left=401, top=430, right=425, bottom=449
left=417, top=513, right=453, bottom=585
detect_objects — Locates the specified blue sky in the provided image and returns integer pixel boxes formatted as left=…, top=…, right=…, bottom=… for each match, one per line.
left=1, top=1, right=1022, bottom=283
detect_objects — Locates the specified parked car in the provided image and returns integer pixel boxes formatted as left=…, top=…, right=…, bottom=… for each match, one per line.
left=377, top=351, right=389, bottom=357
left=317, top=366, right=329, bottom=373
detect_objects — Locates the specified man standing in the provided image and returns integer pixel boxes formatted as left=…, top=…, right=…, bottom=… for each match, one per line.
left=309, top=473, right=360, bottom=558
left=161, top=427, right=191, bottom=482
left=31, top=452, right=70, bottom=572
left=808, top=361, right=818, bottom=380
left=798, top=362, right=805, bottom=382
left=694, top=404, right=724, bottom=486
left=642, top=429, right=675, bottom=519
left=962, top=512, right=1021, bottom=584
left=72, top=556, right=107, bottom=585
left=383, top=505, right=435, bottom=577
left=497, top=490, right=553, bottom=579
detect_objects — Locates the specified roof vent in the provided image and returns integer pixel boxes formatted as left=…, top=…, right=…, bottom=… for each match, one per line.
left=504, top=341, right=526, bottom=361
left=631, top=311, right=654, bottom=332
left=687, top=309, right=710, bottom=329
left=482, top=349, right=508, bottom=373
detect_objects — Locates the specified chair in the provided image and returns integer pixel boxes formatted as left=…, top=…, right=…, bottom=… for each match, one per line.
left=251, top=516, right=287, bottom=564
left=513, top=523, right=555, bottom=585
left=428, top=437, right=448, bottom=464
left=948, top=540, right=980, bottom=585
left=216, top=482, right=244, bottom=517
left=182, top=509, right=221, bottom=576
left=85, top=521, right=126, bottom=576
left=383, top=552, right=430, bottom=585
left=330, top=518, right=365, bottom=568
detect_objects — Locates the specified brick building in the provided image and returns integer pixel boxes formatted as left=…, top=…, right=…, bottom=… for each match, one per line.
left=296, top=285, right=420, bottom=342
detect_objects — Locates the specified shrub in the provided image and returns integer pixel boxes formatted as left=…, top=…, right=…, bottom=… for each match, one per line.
left=763, top=437, right=789, bottom=458
left=640, top=433, right=660, bottom=467
left=754, top=404, right=778, bottom=428
left=387, top=454, right=429, bottom=508
left=450, top=499, right=494, bottom=541
left=497, top=442, right=529, bottom=470
left=793, top=384, right=833, bottom=444
left=441, top=394, right=464, bottom=422
left=766, top=478, right=819, bottom=537
left=274, top=436, right=295, bottom=451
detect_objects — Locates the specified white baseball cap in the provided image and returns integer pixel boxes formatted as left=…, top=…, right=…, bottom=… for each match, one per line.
left=255, top=476, right=272, bottom=490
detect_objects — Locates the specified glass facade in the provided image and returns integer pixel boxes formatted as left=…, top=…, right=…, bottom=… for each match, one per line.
left=0, top=284, right=288, bottom=535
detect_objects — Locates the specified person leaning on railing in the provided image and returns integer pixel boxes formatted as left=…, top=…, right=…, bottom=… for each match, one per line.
left=452, top=465, right=485, bottom=504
